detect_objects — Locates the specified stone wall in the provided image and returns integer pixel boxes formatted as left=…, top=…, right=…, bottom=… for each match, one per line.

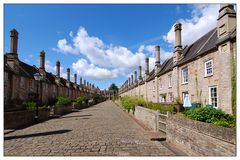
left=4, top=110, right=50, bottom=129
left=134, top=106, right=158, bottom=131
left=166, top=114, right=236, bottom=156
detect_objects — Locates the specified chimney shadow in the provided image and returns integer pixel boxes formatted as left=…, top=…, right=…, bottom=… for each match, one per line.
left=4, top=129, right=71, bottom=140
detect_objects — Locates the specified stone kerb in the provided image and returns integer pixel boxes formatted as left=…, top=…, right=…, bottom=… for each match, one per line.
left=166, top=114, right=236, bottom=156
left=54, top=105, right=72, bottom=115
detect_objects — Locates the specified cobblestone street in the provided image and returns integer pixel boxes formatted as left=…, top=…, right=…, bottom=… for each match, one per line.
left=4, top=100, right=175, bottom=156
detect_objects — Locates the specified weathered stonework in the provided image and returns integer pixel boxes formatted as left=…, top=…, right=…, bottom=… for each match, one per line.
left=166, top=114, right=236, bottom=156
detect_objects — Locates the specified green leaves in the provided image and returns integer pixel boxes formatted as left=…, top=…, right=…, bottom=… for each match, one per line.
left=183, top=107, right=236, bottom=128
left=120, top=96, right=174, bottom=113
left=23, top=101, right=37, bottom=110
left=56, top=96, right=72, bottom=106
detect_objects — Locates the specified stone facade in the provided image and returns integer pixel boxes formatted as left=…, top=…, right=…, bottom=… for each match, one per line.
left=4, top=30, right=105, bottom=110
left=119, top=4, right=236, bottom=114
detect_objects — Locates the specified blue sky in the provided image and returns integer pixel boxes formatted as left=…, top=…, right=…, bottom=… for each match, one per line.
left=4, top=4, right=220, bottom=90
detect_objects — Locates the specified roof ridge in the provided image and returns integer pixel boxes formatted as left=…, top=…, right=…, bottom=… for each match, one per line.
left=196, top=29, right=217, bottom=55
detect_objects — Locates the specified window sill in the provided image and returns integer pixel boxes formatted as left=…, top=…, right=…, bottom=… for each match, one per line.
left=204, top=74, right=213, bottom=78
left=168, top=86, right=172, bottom=89
left=182, top=82, right=188, bottom=85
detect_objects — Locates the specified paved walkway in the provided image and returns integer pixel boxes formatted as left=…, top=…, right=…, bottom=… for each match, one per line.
left=4, top=100, right=175, bottom=156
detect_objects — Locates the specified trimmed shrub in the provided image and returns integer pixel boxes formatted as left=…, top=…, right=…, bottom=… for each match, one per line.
left=120, top=96, right=174, bottom=114
left=56, top=96, right=71, bottom=106
left=75, top=96, right=89, bottom=105
left=183, top=107, right=236, bottom=128
left=111, top=96, right=118, bottom=102
left=23, top=101, right=36, bottom=110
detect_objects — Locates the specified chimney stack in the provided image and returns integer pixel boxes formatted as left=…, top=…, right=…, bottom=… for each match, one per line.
left=74, top=73, right=77, bottom=84
left=134, top=70, right=137, bottom=84
left=128, top=77, right=131, bottom=87
left=84, top=80, right=86, bottom=87
left=40, top=50, right=45, bottom=70
left=138, top=65, right=142, bottom=80
left=145, top=57, right=149, bottom=77
left=56, top=61, right=60, bottom=78
left=10, top=29, right=18, bottom=55
left=131, top=74, right=134, bottom=85
left=155, top=45, right=160, bottom=65
left=80, top=77, right=82, bottom=86
left=67, top=68, right=70, bottom=81
left=174, top=22, right=182, bottom=51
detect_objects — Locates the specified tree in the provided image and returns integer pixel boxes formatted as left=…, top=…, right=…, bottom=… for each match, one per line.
left=108, top=83, right=118, bottom=91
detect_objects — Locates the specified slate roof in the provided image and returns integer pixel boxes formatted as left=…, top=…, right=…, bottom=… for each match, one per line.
left=136, top=27, right=236, bottom=86
left=4, top=55, right=78, bottom=87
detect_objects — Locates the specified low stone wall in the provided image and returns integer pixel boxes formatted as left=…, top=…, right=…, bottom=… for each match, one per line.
left=4, top=110, right=50, bottom=129
left=134, top=106, right=158, bottom=131
left=166, top=114, right=236, bottom=156
left=54, top=105, right=72, bottom=115
left=74, top=103, right=88, bottom=110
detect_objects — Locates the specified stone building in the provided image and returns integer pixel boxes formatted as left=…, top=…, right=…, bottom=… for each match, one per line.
left=4, top=29, right=101, bottom=111
left=119, top=4, right=236, bottom=114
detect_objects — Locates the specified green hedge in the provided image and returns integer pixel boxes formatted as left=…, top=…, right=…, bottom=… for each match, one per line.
left=56, top=96, right=72, bottom=106
left=183, top=107, right=236, bottom=128
left=120, top=96, right=174, bottom=113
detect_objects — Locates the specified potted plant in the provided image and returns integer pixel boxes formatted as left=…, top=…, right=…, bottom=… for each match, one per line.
left=54, top=96, right=72, bottom=115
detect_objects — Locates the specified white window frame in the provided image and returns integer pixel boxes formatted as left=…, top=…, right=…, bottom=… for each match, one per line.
left=160, top=94, right=166, bottom=103
left=205, top=60, right=213, bottom=77
left=209, top=86, right=218, bottom=108
left=182, top=66, right=188, bottom=84
left=168, top=74, right=172, bottom=88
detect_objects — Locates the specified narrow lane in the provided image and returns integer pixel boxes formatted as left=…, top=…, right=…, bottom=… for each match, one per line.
left=4, top=100, right=174, bottom=156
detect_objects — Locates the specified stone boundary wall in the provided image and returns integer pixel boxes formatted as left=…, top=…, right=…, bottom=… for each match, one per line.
left=166, top=114, right=236, bottom=156
left=4, top=110, right=50, bottom=129
left=134, top=106, right=158, bottom=131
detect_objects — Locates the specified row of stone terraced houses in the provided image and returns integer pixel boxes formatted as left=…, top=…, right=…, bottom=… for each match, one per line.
left=4, top=29, right=104, bottom=110
left=119, top=4, right=236, bottom=115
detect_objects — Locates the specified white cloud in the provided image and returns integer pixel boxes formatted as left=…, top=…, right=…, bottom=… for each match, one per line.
left=72, top=59, right=118, bottom=80
left=163, top=4, right=219, bottom=47
left=69, top=31, right=73, bottom=37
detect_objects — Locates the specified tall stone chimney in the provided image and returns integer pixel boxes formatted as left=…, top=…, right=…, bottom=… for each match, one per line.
left=10, top=29, right=18, bottom=55
left=155, top=45, right=160, bottom=75
left=145, top=57, right=149, bottom=78
left=7, top=29, right=19, bottom=70
left=174, top=22, right=182, bottom=51
left=84, top=80, right=86, bottom=88
left=173, top=22, right=183, bottom=65
left=80, top=77, right=82, bottom=86
left=74, top=74, right=77, bottom=84
left=40, top=50, right=45, bottom=70
left=128, top=77, right=131, bottom=87
left=217, top=4, right=236, bottom=39
left=138, top=65, right=142, bottom=80
left=67, top=68, right=70, bottom=82
left=56, top=61, right=60, bottom=78
left=155, top=45, right=160, bottom=65
left=131, top=74, right=134, bottom=85
left=134, top=70, right=137, bottom=84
